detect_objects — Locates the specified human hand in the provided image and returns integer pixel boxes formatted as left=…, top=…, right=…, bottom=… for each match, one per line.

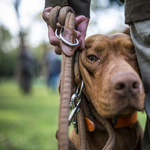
left=43, top=7, right=62, bottom=54
left=42, top=7, right=90, bottom=54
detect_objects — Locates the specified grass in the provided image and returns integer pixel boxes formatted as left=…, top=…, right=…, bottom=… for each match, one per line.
left=0, top=79, right=147, bottom=150
left=0, top=79, right=59, bottom=150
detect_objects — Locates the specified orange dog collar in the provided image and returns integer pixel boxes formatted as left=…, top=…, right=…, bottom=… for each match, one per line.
left=115, top=112, right=137, bottom=128
left=85, top=117, right=95, bottom=132
left=85, top=112, right=137, bottom=132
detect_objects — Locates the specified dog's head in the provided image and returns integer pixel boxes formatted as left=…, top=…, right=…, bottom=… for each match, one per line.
left=76, top=34, right=145, bottom=118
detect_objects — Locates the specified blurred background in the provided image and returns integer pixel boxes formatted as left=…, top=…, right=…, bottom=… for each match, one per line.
left=0, top=0, right=146, bottom=149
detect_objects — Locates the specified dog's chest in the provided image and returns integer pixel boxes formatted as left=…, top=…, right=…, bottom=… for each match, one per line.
left=86, top=123, right=141, bottom=150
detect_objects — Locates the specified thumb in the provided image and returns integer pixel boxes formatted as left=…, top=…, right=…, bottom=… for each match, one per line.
left=76, top=15, right=87, bottom=26
left=75, top=16, right=90, bottom=50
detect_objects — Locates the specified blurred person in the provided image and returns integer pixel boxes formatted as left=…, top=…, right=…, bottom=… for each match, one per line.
left=19, top=44, right=34, bottom=94
left=43, top=0, right=150, bottom=149
left=45, top=49, right=61, bottom=91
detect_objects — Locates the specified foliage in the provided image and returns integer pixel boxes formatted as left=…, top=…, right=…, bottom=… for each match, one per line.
left=0, top=50, right=17, bottom=77
left=0, top=26, right=12, bottom=53
left=0, top=26, right=17, bottom=77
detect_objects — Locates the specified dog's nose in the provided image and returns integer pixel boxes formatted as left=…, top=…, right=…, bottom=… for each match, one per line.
left=111, top=73, right=140, bottom=97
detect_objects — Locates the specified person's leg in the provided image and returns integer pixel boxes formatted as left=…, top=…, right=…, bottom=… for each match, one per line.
left=130, top=20, right=150, bottom=150
left=142, top=117, right=150, bottom=150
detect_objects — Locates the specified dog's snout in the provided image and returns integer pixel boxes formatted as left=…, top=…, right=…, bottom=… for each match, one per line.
left=112, top=73, right=140, bottom=97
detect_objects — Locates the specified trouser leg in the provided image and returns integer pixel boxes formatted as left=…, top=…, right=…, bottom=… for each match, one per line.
left=142, top=117, right=150, bottom=150
left=130, top=20, right=150, bottom=150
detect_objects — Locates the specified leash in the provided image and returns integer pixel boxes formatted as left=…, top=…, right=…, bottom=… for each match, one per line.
left=55, top=130, right=78, bottom=150
left=49, top=6, right=82, bottom=150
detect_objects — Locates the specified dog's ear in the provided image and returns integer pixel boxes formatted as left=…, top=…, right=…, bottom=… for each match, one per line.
left=74, top=50, right=82, bottom=86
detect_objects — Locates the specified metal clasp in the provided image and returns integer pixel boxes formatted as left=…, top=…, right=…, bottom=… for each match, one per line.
left=68, top=81, right=84, bottom=133
left=55, top=27, right=79, bottom=47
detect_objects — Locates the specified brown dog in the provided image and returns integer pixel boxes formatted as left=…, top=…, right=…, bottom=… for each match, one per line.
left=69, top=34, right=145, bottom=150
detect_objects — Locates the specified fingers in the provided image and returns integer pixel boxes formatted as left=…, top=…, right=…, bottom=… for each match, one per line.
left=54, top=46, right=62, bottom=55
left=42, top=7, right=53, bottom=25
left=43, top=7, right=62, bottom=55
left=76, top=15, right=87, bottom=27
left=48, top=25, right=62, bottom=54
left=48, top=25, right=60, bottom=46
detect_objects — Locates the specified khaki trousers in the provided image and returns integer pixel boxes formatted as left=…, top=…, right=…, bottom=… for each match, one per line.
left=130, top=20, right=150, bottom=150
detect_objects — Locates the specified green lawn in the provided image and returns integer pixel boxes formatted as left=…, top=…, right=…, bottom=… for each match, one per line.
left=0, top=79, right=147, bottom=150
left=0, top=79, right=59, bottom=150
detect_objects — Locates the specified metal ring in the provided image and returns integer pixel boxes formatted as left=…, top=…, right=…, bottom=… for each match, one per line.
left=76, top=80, right=84, bottom=97
left=60, top=31, right=79, bottom=47
left=55, top=28, right=61, bottom=40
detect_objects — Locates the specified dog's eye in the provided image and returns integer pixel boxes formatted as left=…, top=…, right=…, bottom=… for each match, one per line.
left=88, top=55, right=98, bottom=62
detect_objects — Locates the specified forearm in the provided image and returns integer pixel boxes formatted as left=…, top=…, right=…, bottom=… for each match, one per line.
left=45, top=0, right=68, bottom=8
left=69, top=0, right=91, bottom=17
left=44, top=0, right=91, bottom=17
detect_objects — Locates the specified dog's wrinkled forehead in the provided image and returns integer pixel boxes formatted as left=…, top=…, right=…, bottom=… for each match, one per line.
left=85, top=34, right=111, bottom=52
left=85, top=34, right=134, bottom=53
